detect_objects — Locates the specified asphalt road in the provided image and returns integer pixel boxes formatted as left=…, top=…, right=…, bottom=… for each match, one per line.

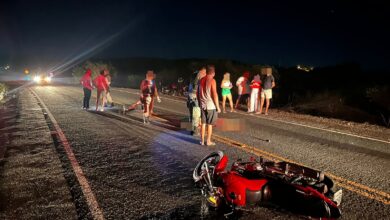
left=27, top=85, right=389, bottom=219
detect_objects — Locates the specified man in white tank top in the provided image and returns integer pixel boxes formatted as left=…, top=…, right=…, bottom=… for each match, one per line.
left=198, top=65, right=221, bottom=146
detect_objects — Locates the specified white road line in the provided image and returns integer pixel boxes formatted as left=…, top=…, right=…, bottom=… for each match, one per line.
left=112, top=87, right=390, bottom=144
left=30, top=88, right=105, bottom=220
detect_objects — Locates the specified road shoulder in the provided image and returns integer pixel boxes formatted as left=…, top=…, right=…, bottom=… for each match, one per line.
left=0, top=90, right=77, bottom=220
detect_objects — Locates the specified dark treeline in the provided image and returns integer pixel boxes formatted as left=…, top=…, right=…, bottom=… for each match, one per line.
left=3, top=56, right=389, bottom=126
left=95, top=57, right=389, bottom=126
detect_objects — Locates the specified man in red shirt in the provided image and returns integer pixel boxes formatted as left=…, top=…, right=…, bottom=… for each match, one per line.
left=80, top=69, right=93, bottom=110
left=93, top=69, right=109, bottom=111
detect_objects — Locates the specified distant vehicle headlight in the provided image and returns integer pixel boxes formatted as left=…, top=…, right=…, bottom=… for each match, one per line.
left=44, top=76, right=52, bottom=82
left=34, top=76, right=41, bottom=83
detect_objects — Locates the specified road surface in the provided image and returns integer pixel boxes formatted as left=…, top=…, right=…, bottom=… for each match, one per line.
left=4, top=84, right=389, bottom=219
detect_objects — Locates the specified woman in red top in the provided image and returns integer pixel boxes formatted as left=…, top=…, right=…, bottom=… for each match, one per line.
left=93, top=69, right=109, bottom=111
left=249, top=74, right=262, bottom=113
left=80, top=69, right=93, bottom=110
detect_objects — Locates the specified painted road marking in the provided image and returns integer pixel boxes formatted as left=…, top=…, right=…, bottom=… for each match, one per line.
left=73, top=87, right=390, bottom=205
left=30, top=88, right=105, bottom=220
left=112, top=88, right=390, bottom=144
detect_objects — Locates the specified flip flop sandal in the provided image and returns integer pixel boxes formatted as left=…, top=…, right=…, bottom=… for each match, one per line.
left=206, top=142, right=216, bottom=146
left=200, top=142, right=205, bottom=146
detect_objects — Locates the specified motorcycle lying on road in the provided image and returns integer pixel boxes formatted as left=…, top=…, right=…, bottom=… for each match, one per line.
left=193, top=151, right=342, bottom=218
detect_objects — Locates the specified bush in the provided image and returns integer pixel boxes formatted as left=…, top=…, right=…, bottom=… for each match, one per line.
left=72, top=60, right=117, bottom=81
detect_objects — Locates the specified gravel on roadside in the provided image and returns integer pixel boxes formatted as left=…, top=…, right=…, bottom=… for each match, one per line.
left=0, top=91, right=77, bottom=220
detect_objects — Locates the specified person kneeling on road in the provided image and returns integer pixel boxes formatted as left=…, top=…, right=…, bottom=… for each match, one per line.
left=139, top=70, right=161, bottom=124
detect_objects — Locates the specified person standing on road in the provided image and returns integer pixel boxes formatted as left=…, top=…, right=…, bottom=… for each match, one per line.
left=249, top=74, right=262, bottom=113
left=235, top=71, right=250, bottom=111
left=220, top=72, right=234, bottom=113
left=104, top=71, right=114, bottom=107
left=140, top=70, right=160, bottom=123
left=149, top=72, right=159, bottom=115
left=258, top=68, right=275, bottom=115
left=93, top=70, right=108, bottom=111
left=187, top=66, right=206, bottom=136
left=80, top=69, right=93, bottom=110
left=198, top=65, right=221, bottom=146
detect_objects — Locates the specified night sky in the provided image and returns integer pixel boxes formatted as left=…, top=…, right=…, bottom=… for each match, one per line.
left=1, top=0, right=389, bottom=69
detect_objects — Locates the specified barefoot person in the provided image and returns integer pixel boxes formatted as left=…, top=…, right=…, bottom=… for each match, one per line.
left=80, top=68, right=93, bottom=110
left=93, top=70, right=108, bottom=111
left=198, top=65, right=221, bottom=146
left=258, top=67, right=275, bottom=115
left=220, top=72, right=234, bottom=113
left=235, top=71, right=250, bottom=111
left=249, top=74, right=261, bottom=113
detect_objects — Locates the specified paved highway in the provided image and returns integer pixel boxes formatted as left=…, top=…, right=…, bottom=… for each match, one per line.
left=25, top=85, right=390, bottom=219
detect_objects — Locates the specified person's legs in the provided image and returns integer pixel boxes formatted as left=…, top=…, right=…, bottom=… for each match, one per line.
left=200, top=109, right=207, bottom=144
left=206, top=124, right=213, bottom=145
left=201, top=124, right=206, bottom=144
left=254, top=89, right=259, bottom=112
left=227, top=94, right=234, bottom=112
left=150, top=97, right=155, bottom=114
left=258, top=90, right=265, bottom=114
left=265, top=98, right=270, bottom=115
left=246, top=94, right=250, bottom=112
left=259, top=97, right=265, bottom=114
left=264, top=89, right=272, bottom=115
left=188, top=106, right=193, bottom=122
left=235, top=95, right=241, bottom=109
left=98, top=91, right=106, bottom=111
left=85, top=89, right=91, bottom=109
left=106, top=91, right=112, bottom=104
left=96, top=90, right=101, bottom=111
left=83, top=88, right=87, bottom=108
left=249, top=91, right=255, bottom=112
left=222, top=95, right=226, bottom=113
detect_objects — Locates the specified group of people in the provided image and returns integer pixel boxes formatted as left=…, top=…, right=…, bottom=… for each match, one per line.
left=233, top=68, right=276, bottom=115
left=79, top=69, right=114, bottom=111
left=80, top=65, right=275, bottom=147
left=188, top=66, right=276, bottom=146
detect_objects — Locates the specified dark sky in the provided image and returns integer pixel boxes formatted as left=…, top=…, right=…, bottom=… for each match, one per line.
left=1, top=0, right=389, bottom=69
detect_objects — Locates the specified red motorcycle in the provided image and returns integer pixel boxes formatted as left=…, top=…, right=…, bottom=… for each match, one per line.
left=193, top=151, right=342, bottom=218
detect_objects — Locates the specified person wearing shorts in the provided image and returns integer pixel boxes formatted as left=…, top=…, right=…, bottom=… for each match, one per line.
left=221, top=72, right=234, bottom=113
left=198, top=65, right=221, bottom=146
left=258, top=68, right=275, bottom=115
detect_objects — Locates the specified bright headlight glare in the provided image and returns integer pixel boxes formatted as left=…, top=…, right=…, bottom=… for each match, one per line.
left=44, top=76, right=52, bottom=82
left=34, top=76, right=41, bottom=82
